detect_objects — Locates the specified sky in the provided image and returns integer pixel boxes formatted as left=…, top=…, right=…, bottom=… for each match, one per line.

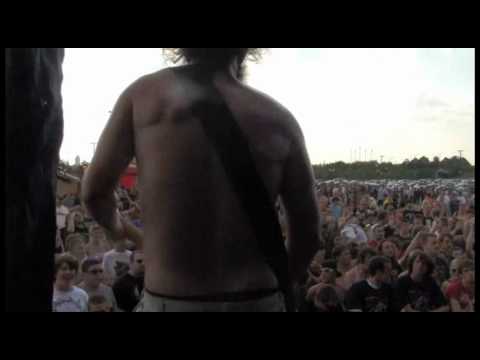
left=60, top=48, right=475, bottom=166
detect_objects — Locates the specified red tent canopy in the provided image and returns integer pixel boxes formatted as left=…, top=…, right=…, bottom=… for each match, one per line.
left=120, top=164, right=137, bottom=190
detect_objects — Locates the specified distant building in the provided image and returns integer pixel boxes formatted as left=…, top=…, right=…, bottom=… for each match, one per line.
left=75, top=155, right=80, bottom=166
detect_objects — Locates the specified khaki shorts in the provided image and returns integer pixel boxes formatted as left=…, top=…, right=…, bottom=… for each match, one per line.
left=134, top=289, right=286, bottom=312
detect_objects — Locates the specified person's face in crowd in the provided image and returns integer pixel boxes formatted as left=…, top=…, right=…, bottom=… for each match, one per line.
left=319, top=268, right=336, bottom=284
left=90, top=226, right=106, bottom=244
left=85, top=263, right=104, bottom=288
left=374, top=226, right=385, bottom=241
left=411, top=256, right=428, bottom=279
left=339, top=249, right=352, bottom=267
left=439, top=235, right=453, bottom=255
left=131, top=252, right=145, bottom=276
left=462, top=269, right=475, bottom=289
left=378, top=262, right=393, bottom=284
left=424, top=235, right=440, bottom=256
left=89, top=302, right=113, bottom=313
left=69, top=236, right=87, bottom=262
left=381, top=241, right=396, bottom=258
left=56, top=263, right=76, bottom=290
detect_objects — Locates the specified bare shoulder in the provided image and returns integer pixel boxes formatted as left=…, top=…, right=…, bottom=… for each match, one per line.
left=125, top=67, right=178, bottom=97
left=240, top=83, right=304, bottom=142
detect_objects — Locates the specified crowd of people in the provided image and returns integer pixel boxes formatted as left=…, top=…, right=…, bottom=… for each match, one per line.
left=287, top=179, right=475, bottom=312
left=54, top=187, right=144, bottom=312
left=54, top=178, right=475, bottom=312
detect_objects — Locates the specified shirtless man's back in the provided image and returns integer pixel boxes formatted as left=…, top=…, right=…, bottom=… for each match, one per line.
left=83, top=49, right=320, bottom=311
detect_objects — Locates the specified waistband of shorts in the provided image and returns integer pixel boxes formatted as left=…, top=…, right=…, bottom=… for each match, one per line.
left=144, top=287, right=280, bottom=303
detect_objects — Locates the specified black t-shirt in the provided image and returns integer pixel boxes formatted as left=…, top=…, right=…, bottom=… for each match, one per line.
left=394, top=274, right=447, bottom=312
left=431, top=255, right=450, bottom=285
left=345, top=280, right=393, bottom=312
left=112, top=273, right=144, bottom=312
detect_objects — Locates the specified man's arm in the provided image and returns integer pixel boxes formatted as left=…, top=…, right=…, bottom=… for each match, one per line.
left=121, top=216, right=144, bottom=250
left=398, top=231, right=424, bottom=267
left=279, top=118, right=320, bottom=284
left=81, top=87, right=135, bottom=241
left=465, top=220, right=475, bottom=256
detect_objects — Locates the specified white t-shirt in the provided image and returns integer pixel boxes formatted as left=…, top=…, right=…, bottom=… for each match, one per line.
left=377, top=188, right=385, bottom=200
left=52, top=286, right=89, bottom=312
left=341, top=224, right=368, bottom=244
left=56, top=205, right=70, bottom=229
left=102, top=249, right=132, bottom=283
left=443, top=195, right=450, bottom=206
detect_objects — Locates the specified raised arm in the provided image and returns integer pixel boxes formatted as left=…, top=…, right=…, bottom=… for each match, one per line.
left=82, top=86, right=135, bottom=242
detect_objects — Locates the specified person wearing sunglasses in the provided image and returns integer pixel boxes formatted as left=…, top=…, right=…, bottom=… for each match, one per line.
left=78, top=256, right=118, bottom=312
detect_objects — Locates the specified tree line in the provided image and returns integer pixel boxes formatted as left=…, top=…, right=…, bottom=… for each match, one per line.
left=313, top=156, right=475, bottom=180
left=59, top=155, right=475, bottom=181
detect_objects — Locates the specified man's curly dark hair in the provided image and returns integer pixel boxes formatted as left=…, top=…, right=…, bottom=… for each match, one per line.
left=163, top=48, right=265, bottom=81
